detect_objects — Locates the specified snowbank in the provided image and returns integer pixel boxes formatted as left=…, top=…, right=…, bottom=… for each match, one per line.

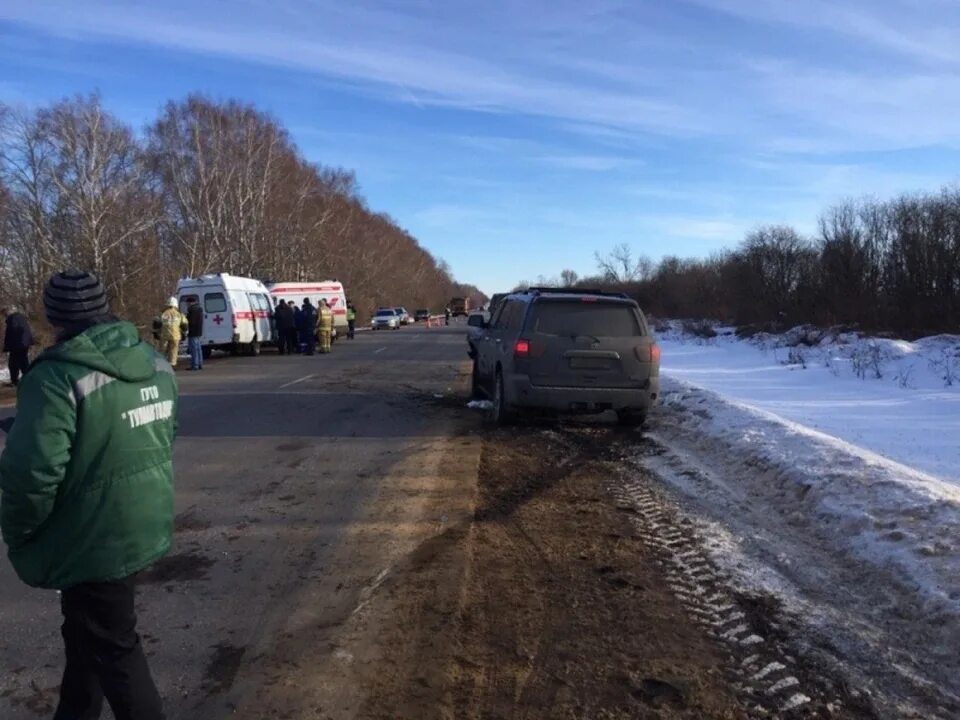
left=658, top=324, right=960, bottom=484
left=655, top=377, right=960, bottom=615
left=645, top=325, right=960, bottom=711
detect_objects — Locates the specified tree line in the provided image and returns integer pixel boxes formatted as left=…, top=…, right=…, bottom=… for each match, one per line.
left=552, top=191, right=960, bottom=338
left=0, top=93, right=483, bottom=337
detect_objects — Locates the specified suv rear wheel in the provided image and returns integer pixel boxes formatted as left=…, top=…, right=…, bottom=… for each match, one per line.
left=489, top=370, right=515, bottom=425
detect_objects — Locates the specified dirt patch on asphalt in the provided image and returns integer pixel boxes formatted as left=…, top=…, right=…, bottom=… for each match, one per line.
left=359, top=426, right=750, bottom=719
left=138, top=550, right=215, bottom=584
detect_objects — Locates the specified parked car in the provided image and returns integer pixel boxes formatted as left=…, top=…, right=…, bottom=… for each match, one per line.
left=414, top=309, right=431, bottom=322
left=371, top=308, right=401, bottom=330
left=394, top=307, right=411, bottom=325
left=470, top=287, right=660, bottom=426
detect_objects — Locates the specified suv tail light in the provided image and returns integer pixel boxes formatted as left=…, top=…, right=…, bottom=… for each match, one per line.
left=514, top=339, right=530, bottom=358
left=635, top=343, right=662, bottom=362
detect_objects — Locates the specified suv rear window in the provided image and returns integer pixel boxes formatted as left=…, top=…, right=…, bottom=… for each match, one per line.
left=528, top=301, right=642, bottom=337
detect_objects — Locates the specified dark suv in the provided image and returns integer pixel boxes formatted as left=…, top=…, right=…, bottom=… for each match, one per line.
left=470, top=288, right=660, bottom=425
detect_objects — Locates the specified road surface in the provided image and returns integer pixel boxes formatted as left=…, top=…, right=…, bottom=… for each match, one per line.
left=0, top=325, right=480, bottom=719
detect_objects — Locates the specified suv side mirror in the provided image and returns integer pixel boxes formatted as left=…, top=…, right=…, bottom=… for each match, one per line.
left=467, top=314, right=486, bottom=328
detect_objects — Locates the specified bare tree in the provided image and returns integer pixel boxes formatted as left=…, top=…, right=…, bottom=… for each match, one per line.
left=560, top=268, right=579, bottom=286
left=595, top=243, right=652, bottom=283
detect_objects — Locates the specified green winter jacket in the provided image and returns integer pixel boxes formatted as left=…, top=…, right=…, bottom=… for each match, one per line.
left=0, top=321, right=178, bottom=589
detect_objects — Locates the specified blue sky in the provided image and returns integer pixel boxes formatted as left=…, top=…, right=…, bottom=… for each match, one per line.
left=3, top=1, right=960, bottom=294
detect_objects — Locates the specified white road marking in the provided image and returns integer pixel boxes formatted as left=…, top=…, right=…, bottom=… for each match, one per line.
left=373, top=346, right=388, bottom=354
left=279, top=374, right=315, bottom=389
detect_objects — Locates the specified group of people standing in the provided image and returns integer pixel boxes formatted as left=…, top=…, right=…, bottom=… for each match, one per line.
left=274, top=297, right=356, bottom=356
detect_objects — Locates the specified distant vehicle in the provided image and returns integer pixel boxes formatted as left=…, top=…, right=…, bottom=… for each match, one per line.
left=449, top=297, right=469, bottom=317
left=371, top=308, right=401, bottom=330
left=471, top=287, right=660, bottom=426
left=267, top=281, right=348, bottom=340
left=414, top=309, right=431, bottom=322
left=177, top=274, right=276, bottom=358
left=394, top=307, right=411, bottom=325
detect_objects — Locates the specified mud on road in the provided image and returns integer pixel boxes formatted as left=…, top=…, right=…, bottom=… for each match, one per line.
left=358, top=422, right=883, bottom=720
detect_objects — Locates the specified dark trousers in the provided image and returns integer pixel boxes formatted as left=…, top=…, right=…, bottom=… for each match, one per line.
left=277, top=329, right=290, bottom=355
left=8, top=349, right=29, bottom=385
left=286, top=330, right=299, bottom=354
left=54, top=577, right=165, bottom=720
left=347, top=320, right=355, bottom=339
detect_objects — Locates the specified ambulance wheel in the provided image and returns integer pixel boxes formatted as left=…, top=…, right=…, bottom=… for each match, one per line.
left=230, top=343, right=240, bottom=356
left=201, top=346, right=213, bottom=360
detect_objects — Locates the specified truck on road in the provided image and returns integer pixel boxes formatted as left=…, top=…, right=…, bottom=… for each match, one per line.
left=449, top=297, right=470, bottom=317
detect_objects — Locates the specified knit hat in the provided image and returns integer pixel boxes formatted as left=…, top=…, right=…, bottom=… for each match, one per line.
left=44, top=270, right=110, bottom=326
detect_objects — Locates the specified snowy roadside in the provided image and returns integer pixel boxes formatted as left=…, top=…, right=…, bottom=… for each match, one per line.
left=644, top=375, right=960, bottom=716
left=657, top=325, right=960, bottom=485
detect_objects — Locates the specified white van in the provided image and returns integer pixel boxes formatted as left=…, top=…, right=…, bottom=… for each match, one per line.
left=177, top=274, right=276, bottom=357
left=266, top=281, right=349, bottom=340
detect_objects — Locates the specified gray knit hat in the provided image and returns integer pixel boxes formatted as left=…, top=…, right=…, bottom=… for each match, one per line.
left=44, top=270, right=110, bottom=326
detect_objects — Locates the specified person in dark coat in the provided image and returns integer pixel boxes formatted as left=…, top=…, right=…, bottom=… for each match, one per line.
left=300, top=299, right=318, bottom=356
left=3, top=307, right=34, bottom=386
left=293, top=303, right=305, bottom=354
left=274, top=300, right=295, bottom=355
left=286, top=301, right=299, bottom=353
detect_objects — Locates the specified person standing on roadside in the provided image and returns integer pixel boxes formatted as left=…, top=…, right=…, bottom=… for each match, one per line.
left=186, top=298, right=204, bottom=371
left=158, top=297, right=186, bottom=369
left=3, top=306, right=33, bottom=386
left=0, top=270, right=176, bottom=720
left=346, top=302, right=357, bottom=339
left=301, top=298, right=318, bottom=356
left=274, top=299, right=294, bottom=355
left=317, top=298, right=334, bottom=353
left=287, top=301, right=300, bottom=353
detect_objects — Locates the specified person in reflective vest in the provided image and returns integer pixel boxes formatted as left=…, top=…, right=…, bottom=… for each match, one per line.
left=346, top=303, right=357, bottom=339
left=158, top=298, right=187, bottom=369
left=317, top=299, right=334, bottom=353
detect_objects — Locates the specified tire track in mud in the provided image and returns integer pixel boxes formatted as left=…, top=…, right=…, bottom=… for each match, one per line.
left=538, top=423, right=878, bottom=719
left=596, top=432, right=881, bottom=719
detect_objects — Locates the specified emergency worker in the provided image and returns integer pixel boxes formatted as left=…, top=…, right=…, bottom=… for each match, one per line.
left=300, top=298, right=317, bottom=356
left=346, top=303, right=357, bottom=339
left=158, top=298, right=187, bottom=369
left=317, top=299, right=334, bottom=353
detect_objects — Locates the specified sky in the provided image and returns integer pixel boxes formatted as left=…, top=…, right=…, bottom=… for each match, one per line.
left=3, top=1, right=960, bottom=294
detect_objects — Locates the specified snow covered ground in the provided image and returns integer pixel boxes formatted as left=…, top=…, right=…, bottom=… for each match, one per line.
left=658, top=325, right=960, bottom=484
left=646, top=323, right=960, bottom=716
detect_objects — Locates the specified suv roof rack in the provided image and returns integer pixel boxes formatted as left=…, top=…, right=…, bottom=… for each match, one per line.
left=522, top=286, right=631, bottom=300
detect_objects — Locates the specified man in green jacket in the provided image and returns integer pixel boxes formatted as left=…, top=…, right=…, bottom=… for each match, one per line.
left=0, top=270, right=177, bottom=720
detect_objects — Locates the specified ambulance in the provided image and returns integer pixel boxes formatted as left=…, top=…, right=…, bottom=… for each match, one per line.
left=266, top=281, right=349, bottom=341
left=176, top=274, right=276, bottom=357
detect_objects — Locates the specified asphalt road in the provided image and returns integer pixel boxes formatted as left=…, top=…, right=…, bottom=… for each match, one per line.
left=0, top=323, right=479, bottom=719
